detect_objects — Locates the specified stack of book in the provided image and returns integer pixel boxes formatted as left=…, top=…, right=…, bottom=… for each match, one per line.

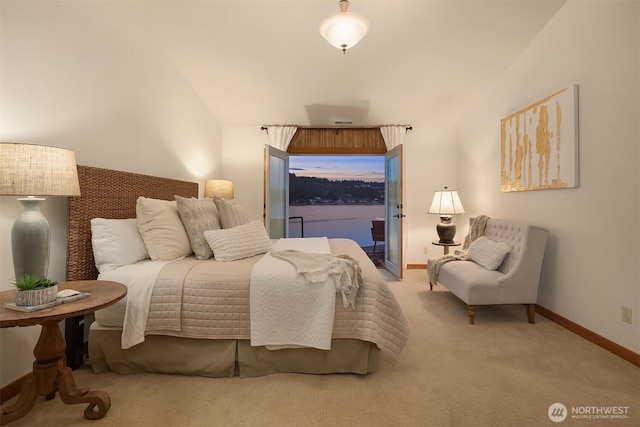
left=4, top=291, right=89, bottom=312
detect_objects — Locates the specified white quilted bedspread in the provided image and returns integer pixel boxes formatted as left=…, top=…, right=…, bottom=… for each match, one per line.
left=139, top=238, right=409, bottom=356
left=250, top=237, right=337, bottom=350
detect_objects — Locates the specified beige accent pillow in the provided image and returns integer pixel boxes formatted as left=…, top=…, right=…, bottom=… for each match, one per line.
left=136, top=197, right=192, bottom=261
left=213, top=197, right=251, bottom=228
left=175, top=195, right=222, bottom=260
left=204, top=220, right=272, bottom=262
left=467, top=236, right=511, bottom=270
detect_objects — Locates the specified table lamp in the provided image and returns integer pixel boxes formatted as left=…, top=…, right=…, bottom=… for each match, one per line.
left=428, top=186, right=465, bottom=243
left=204, top=179, right=234, bottom=199
left=0, top=142, right=81, bottom=279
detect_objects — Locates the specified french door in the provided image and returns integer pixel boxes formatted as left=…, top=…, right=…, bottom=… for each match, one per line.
left=263, top=144, right=289, bottom=238
left=264, top=143, right=404, bottom=278
left=384, top=145, right=404, bottom=278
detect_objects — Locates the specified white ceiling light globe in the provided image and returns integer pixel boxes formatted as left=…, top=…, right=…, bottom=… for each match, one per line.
left=319, top=1, right=369, bottom=53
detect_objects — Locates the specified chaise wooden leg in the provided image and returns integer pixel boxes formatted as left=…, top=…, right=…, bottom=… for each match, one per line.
left=468, top=305, right=475, bottom=325
left=527, top=304, right=536, bottom=324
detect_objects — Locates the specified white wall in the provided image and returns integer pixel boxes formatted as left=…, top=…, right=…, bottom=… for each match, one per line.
left=220, top=127, right=268, bottom=221
left=456, top=0, right=639, bottom=353
left=403, top=126, right=460, bottom=264
left=0, top=1, right=223, bottom=386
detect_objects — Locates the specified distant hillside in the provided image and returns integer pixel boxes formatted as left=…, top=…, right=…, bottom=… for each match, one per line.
left=289, top=173, right=384, bottom=205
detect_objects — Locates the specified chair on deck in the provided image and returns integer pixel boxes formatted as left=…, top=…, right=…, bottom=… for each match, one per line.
left=371, top=219, right=385, bottom=252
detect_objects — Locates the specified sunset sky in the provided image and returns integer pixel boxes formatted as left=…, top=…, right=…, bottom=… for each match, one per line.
left=289, top=155, right=385, bottom=182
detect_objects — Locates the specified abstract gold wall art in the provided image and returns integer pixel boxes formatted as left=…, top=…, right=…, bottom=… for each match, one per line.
left=501, top=84, right=579, bottom=192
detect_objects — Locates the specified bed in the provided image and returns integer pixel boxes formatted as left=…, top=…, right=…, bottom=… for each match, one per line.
left=66, top=165, right=410, bottom=377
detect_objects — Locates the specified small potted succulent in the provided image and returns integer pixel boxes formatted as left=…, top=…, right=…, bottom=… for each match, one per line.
left=14, top=274, right=58, bottom=307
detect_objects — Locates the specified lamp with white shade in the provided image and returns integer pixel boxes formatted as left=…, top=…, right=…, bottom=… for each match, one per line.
left=428, top=186, right=465, bottom=243
left=319, top=0, right=369, bottom=54
left=1, top=142, right=81, bottom=279
left=204, top=179, right=234, bottom=199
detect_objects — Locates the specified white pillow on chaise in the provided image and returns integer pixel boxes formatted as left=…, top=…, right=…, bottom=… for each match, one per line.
left=467, top=236, right=511, bottom=270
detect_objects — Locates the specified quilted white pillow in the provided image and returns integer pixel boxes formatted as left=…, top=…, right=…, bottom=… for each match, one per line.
left=204, top=220, right=272, bottom=262
left=467, top=236, right=511, bottom=270
left=136, top=197, right=192, bottom=261
left=91, top=218, right=149, bottom=273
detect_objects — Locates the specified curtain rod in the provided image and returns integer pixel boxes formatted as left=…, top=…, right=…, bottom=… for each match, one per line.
left=260, top=125, right=412, bottom=134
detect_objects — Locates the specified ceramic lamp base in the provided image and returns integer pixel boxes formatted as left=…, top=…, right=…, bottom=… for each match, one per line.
left=11, top=197, right=50, bottom=279
left=436, top=216, right=456, bottom=243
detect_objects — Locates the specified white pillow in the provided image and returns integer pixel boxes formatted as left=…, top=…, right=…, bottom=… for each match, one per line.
left=467, top=236, right=511, bottom=270
left=203, top=220, right=272, bottom=262
left=136, top=197, right=192, bottom=261
left=91, top=218, right=149, bottom=273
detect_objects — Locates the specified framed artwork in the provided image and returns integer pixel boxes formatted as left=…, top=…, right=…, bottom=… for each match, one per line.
left=500, top=84, right=579, bottom=192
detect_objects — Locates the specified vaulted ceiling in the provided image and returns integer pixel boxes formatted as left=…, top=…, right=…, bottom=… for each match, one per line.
left=129, top=0, right=566, bottom=127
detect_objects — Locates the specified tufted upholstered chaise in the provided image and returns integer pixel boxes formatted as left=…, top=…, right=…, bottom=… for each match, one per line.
left=428, top=218, right=548, bottom=324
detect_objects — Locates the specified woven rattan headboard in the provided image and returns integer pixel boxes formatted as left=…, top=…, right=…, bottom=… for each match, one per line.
left=66, top=165, right=198, bottom=281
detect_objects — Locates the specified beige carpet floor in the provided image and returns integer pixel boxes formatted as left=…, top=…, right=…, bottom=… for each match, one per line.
left=7, top=269, right=639, bottom=426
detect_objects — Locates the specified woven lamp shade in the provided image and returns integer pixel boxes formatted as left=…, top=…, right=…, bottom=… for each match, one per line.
left=1, top=142, right=81, bottom=196
left=204, top=179, right=234, bottom=199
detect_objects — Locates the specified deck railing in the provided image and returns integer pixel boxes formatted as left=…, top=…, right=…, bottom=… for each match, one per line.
left=288, top=216, right=304, bottom=237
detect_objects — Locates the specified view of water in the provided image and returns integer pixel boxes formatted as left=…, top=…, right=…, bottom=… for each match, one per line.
left=289, top=205, right=385, bottom=247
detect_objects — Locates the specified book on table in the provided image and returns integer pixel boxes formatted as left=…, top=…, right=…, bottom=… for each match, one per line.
left=4, top=291, right=90, bottom=313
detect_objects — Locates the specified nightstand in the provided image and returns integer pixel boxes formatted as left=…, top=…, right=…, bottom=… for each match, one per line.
left=0, top=280, right=126, bottom=424
left=432, top=240, right=461, bottom=255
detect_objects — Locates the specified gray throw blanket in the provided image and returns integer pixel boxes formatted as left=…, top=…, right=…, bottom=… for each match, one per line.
left=271, top=250, right=362, bottom=309
left=428, top=215, right=490, bottom=287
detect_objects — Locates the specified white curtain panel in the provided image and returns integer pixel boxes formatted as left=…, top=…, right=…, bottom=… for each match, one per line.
left=380, top=125, right=406, bottom=150
left=267, top=126, right=298, bottom=150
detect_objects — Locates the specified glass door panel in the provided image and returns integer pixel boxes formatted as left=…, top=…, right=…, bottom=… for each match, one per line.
left=384, top=145, right=404, bottom=278
left=264, top=145, right=289, bottom=238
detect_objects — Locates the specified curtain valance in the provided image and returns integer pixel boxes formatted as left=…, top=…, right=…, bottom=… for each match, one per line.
left=266, top=126, right=297, bottom=151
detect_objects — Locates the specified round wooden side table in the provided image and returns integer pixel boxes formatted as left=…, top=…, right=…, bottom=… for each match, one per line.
left=432, top=240, right=461, bottom=255
left=0, top=280, right=126, bottom=425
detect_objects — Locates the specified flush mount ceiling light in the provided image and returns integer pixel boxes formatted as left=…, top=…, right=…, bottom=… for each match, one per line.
left=319, top=0, right=369, bottom=54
